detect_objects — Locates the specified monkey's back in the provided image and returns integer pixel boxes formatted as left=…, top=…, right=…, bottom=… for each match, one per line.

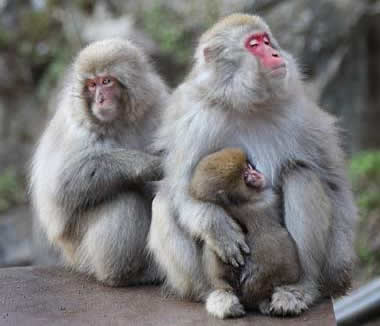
left=225, top=192, right=301, bottom=306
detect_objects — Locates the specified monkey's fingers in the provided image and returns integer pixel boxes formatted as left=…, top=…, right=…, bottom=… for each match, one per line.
left=207, top=236, right=243, bottom=268
left=224, top=244, right=245, bottom=268
left=206, top=213, right=250, bottom=267
left=226, top=219, right=250, bottom=255
left=231, top=257, right=240, bottom=268
left=217, top=238, right=246, bottom=267
left=240, top=268, right=251, bottom=285
left=239, top=257, right=253, bottom=284
left=240, top=241, right=250, bottom=255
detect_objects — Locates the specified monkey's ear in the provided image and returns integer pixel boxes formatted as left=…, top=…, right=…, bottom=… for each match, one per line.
left=216, top=190, right=230, bottom=205
left=203, top=47, right=213, bottom=63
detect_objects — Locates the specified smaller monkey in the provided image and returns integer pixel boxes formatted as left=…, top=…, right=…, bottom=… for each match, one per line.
left=190, top=148, right=300, bottom=315
left=31, top=39, right=169, bottom=286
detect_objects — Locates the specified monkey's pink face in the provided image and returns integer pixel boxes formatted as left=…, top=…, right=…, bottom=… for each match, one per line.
left=86, top=76, right=122, bottom=122
left=243, top=163, right=266, bottom=189
left=245, top=33, right=286, bottom=78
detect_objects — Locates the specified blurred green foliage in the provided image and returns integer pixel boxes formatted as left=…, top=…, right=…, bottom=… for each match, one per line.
left=350, top=151, right=380, bottom=212
left=0, top=168, right=25, bottom=213
left=0, top=3, right=72, bottom=95
left=37, top=46, right=71, bottom=99
left=141, top=6, right=193, bottom=64
left=350, top=151, right=380, bottom=278
left=139, top=2, right=219, bottom=65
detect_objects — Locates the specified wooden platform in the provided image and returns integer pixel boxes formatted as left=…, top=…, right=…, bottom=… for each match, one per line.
left=0, top=266, right=336, bottom=325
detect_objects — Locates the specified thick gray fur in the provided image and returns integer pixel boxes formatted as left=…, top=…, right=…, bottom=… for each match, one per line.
left=30, top=39, right=169, bottom=286
left=148, top=14, right=356, bottom=317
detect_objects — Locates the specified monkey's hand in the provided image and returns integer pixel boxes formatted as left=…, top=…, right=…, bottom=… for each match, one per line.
left=131, top=152, right=163, bottom=182
left=204, top=215, right=250, bottom=268
left=239, top=258, right=258, bottom=286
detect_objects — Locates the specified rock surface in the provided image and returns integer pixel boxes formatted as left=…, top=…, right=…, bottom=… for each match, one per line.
left=0, top=266, right=337, bottom=326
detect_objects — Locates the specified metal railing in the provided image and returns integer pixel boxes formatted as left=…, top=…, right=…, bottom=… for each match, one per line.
left=334, top=278, right=380, bottom=325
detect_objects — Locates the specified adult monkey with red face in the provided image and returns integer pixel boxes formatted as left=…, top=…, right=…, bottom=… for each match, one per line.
left=31, top=39, right=169, bottom=286
left=149, top=14, right=356, bottom=318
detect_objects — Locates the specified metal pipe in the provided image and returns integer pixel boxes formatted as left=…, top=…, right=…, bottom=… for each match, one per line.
left=334, top=278, right=380, bottom=325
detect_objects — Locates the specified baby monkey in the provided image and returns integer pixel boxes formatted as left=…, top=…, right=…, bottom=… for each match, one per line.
left=190, top=148, right=300, bottom=313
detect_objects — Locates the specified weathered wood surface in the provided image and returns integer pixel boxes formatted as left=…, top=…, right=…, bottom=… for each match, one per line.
left=0, top=266, right=336, bottom=326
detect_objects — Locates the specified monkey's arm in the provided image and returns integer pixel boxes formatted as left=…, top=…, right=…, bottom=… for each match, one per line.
left=158, top=106, right=249, bottom=266
left=111, top=149, right=163, bottom=182
left=56, top=148, right=162, bottom=214
left=170, top=167, right=250, bottom=267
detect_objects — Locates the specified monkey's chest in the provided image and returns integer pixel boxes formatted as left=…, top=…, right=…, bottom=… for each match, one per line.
left=225, top=130, right=296, bottom=185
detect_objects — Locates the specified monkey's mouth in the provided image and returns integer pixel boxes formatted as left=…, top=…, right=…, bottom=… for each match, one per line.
left=94, top=107, right=118, bottom=122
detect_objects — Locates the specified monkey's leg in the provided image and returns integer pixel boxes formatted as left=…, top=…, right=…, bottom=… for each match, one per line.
left=203, top=248, right=245, bottom=319
left=262, top=168, right=331, bottom=316
left=320, top=185, right=356, bottom=297
left=149, top=192, right=208, bottom=299
left=78, top=192, right=155, bottom=286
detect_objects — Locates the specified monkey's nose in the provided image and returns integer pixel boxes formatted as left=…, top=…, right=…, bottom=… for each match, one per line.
left=272, top=52, right=279, bottom=58
left=97, top=94, right=105, bottom=104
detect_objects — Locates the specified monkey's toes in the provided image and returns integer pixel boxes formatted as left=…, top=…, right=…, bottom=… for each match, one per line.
left=206, top=289, right=246, bottom=319
left=258, top=299, right=272, bottom=315
left=267, top=286, right=310, bottom=316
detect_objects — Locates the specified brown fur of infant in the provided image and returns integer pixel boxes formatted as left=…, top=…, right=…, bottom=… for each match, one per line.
left=190, top=148, right=301, bottom=310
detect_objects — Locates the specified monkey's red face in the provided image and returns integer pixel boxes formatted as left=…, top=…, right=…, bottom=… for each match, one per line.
left=245, top=33, right=286, bottom=77
left=85, top=76, right=122, bottom=122
left=243, top=163, right=266, bottom=190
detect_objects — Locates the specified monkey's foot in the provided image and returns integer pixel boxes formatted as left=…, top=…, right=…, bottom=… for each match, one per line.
left=259, top=286, right=311, bottom=316
left=206, top=289, right=246, bottom=319
left=135, top=266, right=164, bottom=286
left=258, top=299, right=272, bottom=315
left=98, top=276, right=124, bottom=287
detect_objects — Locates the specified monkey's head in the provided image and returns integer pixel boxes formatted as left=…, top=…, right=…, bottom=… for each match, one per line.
left=190, top=148, right=266, bottom=205
left=194, top=14, right=299, bottom=110
left=72, top=39, right=153, bottom=126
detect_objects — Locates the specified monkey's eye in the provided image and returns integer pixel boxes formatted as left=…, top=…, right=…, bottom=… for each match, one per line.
left=102, top=78, right=112, bottom=85
left=87, top=81, right=96, bottom=91
left=246, top=160, right=256, bottom=170
left=248, top=39, right=259, bottom=47
left=263, top=36, right=270, bottom=45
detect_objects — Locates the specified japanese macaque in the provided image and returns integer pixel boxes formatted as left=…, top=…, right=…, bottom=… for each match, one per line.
left=190, top=148, right=300, bottom=315
left=148, top=14, right=356, bottom=319
left=30, top=39, right=169, bottom=286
